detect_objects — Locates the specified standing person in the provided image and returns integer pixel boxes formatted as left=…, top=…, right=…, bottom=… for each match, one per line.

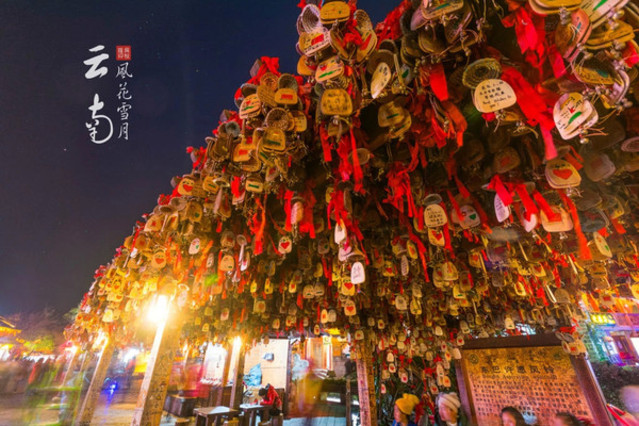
left=258, top=383, right=282, bottom=426
left=434, top=392, right=470, bottom=426
left=393, top=393, right=420, bottom=426
left=501, top=406, right=527, bottom=426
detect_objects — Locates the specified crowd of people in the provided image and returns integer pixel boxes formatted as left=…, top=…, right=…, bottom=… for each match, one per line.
left=0, top=357, right=62, bottom=394
left=392, top=391, right=607, bottom=426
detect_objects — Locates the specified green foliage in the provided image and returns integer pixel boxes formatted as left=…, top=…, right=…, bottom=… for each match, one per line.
left=591, top=361, right=639, bottom=410
left=23, top=335, right=55, bottom=353
left=9, top=307, right=66, bottom=354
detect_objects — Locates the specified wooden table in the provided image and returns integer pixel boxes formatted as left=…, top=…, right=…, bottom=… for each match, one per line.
left=194, top=406, right=240, bottom=426
left=239, top=404, right=270, bottom=426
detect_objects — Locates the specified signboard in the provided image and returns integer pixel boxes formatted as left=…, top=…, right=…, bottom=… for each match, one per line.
left=456, top=335, right=612, bottom=426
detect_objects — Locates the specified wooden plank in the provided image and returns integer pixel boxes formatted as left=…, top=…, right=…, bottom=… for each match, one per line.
left=462, top=333, right=561, bottom=349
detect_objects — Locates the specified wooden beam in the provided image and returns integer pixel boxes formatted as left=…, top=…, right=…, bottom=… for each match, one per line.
left=76, top=337, right=115, bottom=426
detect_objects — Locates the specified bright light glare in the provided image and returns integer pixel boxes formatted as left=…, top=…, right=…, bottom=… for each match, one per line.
left=147, top=295, right=170, bottom=324
left=123, top=348, right=139, bottom=364
left=93, top=331, right=107, bottom=350
left=233, top=336, right=242, bottom=349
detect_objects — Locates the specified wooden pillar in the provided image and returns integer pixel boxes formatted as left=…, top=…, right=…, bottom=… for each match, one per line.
left=345, top=378, right=352, bottom=426
left=131, top=316, right=182, bottom=426
left=215, top=343, right=232, bottom=406
left=284, top=341, right=293, bottom=417
left=61, top=348, right=81, bottom=386
left=229, top=341, right=246, bottom=409
left=354, top=335, right=377, bottom=426
left=571, top=356, right=614, bottom=426
left=76, top=338, right=115, bottom=426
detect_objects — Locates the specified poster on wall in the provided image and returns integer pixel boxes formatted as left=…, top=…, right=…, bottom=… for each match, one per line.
left=456, top=335, right=612, bottom=426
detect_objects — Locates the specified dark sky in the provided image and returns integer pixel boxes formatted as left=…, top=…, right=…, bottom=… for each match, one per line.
left=0, top=1, right=394, bottom=315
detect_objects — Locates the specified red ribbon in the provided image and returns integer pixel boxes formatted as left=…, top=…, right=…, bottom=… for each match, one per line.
left=299, top=185, right=317, bottom=238
left=454, top=175, right=470, bottom=198
left=532, top=190, right=559, bottom=222
left=623, top=42, right=639, bottom=68
left=514, top=184, right=538, bottom=221
left=284, top=190, right=294, bottom=232
left=611, top=218, right=627, bottom=235
left=559, top=190, right=592, bottom=261
left=319, top=125, right=333, bottom=163
left=447, top=190, right=463, bottom=221
left=399, top=214, right=430, bottom=282
left=441, top=100, right=467, bottom=148
left=349, top=128, right=364, bottom=194
left=487, top=175, right=513, bottom=206
left=374, top=0, right=411, bottom=45
left=231, top=176, right=242, bottom=199
left=501, top=66, right=557, bottom=160
left=429, top=63, right=449, bottom=101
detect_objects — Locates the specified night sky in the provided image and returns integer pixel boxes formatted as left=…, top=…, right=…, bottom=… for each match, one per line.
left=0, top=1, right=394, bottom=315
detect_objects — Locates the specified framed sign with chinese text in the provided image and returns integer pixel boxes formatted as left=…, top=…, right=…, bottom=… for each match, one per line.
left=455, top=335, right=612, bottom=426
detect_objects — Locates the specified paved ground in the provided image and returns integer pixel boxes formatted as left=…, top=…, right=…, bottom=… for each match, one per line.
left=0, top=391, right=354, bottom=425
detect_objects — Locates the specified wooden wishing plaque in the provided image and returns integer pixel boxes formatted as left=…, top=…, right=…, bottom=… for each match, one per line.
left=455, top=335, right=612, bottom=426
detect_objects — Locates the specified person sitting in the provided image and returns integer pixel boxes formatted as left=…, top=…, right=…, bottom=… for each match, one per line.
left=393, top=393, right=420, bottom=426
left=434, top=392, right=470, bottom=426
left=258, top=383, right=282, bottom=425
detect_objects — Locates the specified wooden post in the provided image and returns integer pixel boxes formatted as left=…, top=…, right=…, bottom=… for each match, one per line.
left=76, top=337, right=115, bottom=426
left=61, top=347, right=81, bottom=386
left=354, top=334, right=377, bottom=426
left=229, top=341, right=246, bottom=409
left=131, top=315, right=182, bottom=426
left=571, top=356, right=614, bottom=426
left=215, top=343, right=232, bottom=406
left=345, top=378, right=352, bottom=426
left=284, top=341, right=293, bottom=418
